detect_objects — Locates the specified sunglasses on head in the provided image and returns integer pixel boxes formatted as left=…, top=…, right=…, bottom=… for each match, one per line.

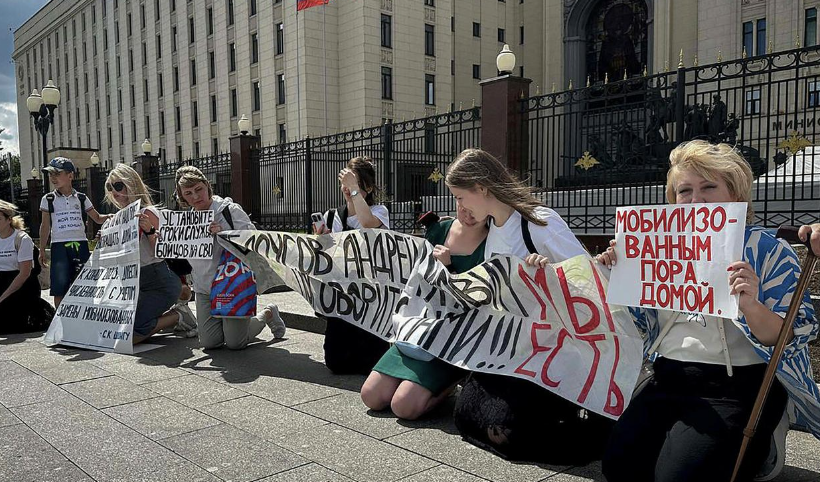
left=106, top=181, right=126, bottom=192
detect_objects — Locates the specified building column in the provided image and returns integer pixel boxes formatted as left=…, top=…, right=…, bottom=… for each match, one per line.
left=479, top=74, right=532, bottom=172
left=229, top=134, right=260, bottom=218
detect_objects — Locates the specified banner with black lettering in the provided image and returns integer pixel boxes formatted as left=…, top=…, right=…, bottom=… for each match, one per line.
left=218, top=230, right=643, bottom=418
left=607, top=203, right=747, bottom=318
left=155, top=210, right=215, bottom=259
left=44, top=200, right=142, bottom=353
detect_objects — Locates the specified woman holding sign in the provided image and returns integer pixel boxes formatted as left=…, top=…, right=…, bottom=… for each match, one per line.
left=361, top=202, right=488, bottom=420
left=444, top=149, right=614, bottom=464
left=315, top=156, right=392, bottom=375
left=175, top=166, right=285, bottom=350
left=598, top=141, right=819, bottom=482
left=104, top=164, right=182, bottom=344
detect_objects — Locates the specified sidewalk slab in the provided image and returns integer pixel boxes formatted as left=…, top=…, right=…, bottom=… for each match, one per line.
left=399, top=464, right=491, bottom=482
left=201, top=394, right=328, bottom=441
left=0, top=424, right=91, bottom=482
left=142, top=374, right=246, bottom=407
left=102, top=397, right=222, bottom=441
left=159, top=423, right=307, bottom=482
left=274, top=423, right=438, bottom=482
left=258, top=462, right=354, bottom=481
left=297, top=392, right=416, bottom=440
left=62, top=376, right=157, bottom=409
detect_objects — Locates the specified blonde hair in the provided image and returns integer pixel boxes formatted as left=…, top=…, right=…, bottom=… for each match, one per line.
left=104, top=163, right=157, bottom=209
left=174, top=165, right=213, bottom=209
left=445, top=148, right=547, bottom=226
left=0, top=200, right=26, bottom=231
left=666, top=140, right=755, bottom=223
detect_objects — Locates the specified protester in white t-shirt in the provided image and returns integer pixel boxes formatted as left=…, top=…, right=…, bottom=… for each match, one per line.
left=596, top=141, right=818, bottom=482
left=313, top=156, right=392, bottom=375
left=104, top=163, right=184, bottom=344
left=38, top=157, right=110, bottom=308
left=0, top=201, right=53, bottom=333
left=443, top=148, right=614, bottom=465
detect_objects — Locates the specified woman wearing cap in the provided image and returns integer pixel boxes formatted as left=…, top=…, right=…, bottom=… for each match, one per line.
left=39, top=157, right=110, bottom=307
left=104, top=164, right=182, bottom=344
left=175, top=165, right=285, bottom=349
left=0, top=200, right=54, bottom=333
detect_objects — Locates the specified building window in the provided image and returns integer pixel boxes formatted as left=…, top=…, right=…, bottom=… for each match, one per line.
left=171, top=0, right=176, bottom=12
left=160, top=111, right=166, bottom=134
left=278, top=123, right=286, bottom=143
left=130, top=85, right=135, bottom=107
left=172, top=26, right=178, bottom=51
left=251, top=33, right=259, bottom=63
left=425, top=74, right=435, bottom=105
left=140, top=4, right=146, bottom=29
left=211, top=95, right=217, bottom=122
left=250, top=0, right=257, bottom=16
left=189, top=17, right=195, bottom=44
left=190, top=59, right=197, bottom=85
left=230, top=88, right=238, bottom=116
left=742, top=21, right=753, bottom=56
left=227, top=0, right=234, bottom=25
left=381, top=67, right=392, bottom=100
left=808, top=8, right=818, bottom=47
left=194, top=142, right=200, bottom=157
left=127, top=13, right=133, bottom=36
left=174, top=66, right=179, bottom=91
left=425, top=24, right=435, bottom=56
left=745, top=88, right=761, bottom=115
left=424, top=0, right=434, bottom=5
left=381, top=15, right=392, bottom=48
left=177, top=145, right=183, bottom=161
left=253, top=82, right=261, bottom=111
left=128, top=49, right=134, bottom=71
left=520, top=25, right=524, bottom=44
left=472, top=64, right=480, bottom=79
left=145, top=116, right=150, bottom=138
left=192, top=101, right=199, bottom=127
left=519, top=65, right=524, bottom=77
left=144, top=78, right=149, bottom=102
left=209, top=51, right=216, bottom=79
left=473, top=22, right=481, bottom=37
left=132, top=119, right=136, bottom=141
left=809, top=81, right=820, bottom=108
left=207, top=8, right=214, bottom=36
left=158, top=72, right=164, bottom=97
left=756, top=19, right=766, bottom=56
left=229, top=43, right=236, bottom=72
left=155, top=0, right=160, bottom=21
left=277, top=74, right=286, bottom=104
left=212, top=138, right=219, bottom=154
left=142, top=42, right=147, bottom=65
left=276, top=23, right=284, bottom=55
left=451, top=16, right=455, bottom=32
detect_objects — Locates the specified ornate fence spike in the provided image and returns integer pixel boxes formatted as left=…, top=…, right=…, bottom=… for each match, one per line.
left=568, top=79, right=573, bottom=90
left=623, top=69, right=627, bottom=81
left=718, top=50, right=723, bottom=62
left=604, top=72, right=609, bottom=84
left=768, top=40, right=774, bottom=54
left=678, top=48, right=685, bottom=68
left=550, top=83, right=555, bottom=94
left=693, top=54, right=699, bottom=67
left=643, top=65, right=648, bottom=77
left=796, top=34, right=802, bottom=48
left=742, top=45, right=747, bottom=59
left=586, top=75, right=591, bottom=88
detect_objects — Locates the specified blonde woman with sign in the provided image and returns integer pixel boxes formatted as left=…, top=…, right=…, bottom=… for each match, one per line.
left=175, top=165, right=285, bottom=350
left=598, top=141, right=819, bottom=482
left=0, top=201, right=54, bottom=333
left=104, top=164, right=182, bottom=344
left=444, top=149, right=613, bottom=464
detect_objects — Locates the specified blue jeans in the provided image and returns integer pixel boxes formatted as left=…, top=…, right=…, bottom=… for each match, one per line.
left=50, top=241, right=90, bottom=297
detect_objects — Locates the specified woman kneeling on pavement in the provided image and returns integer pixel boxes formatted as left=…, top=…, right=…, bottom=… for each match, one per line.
left=174, top=165, right=285, bottom=349
left=361, top=201, right=488, bottom=420
left=105, top=164, right=183, bottom=344
left=598, top=140, right=819, bottom=482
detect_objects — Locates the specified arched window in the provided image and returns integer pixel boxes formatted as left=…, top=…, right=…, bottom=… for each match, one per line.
left=585, top=0, right=648, bottom=84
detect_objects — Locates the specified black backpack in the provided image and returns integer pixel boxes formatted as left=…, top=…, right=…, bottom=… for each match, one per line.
left=45, top=190, right=88, bottom=224
left=325, top=205, right=351, bottom=232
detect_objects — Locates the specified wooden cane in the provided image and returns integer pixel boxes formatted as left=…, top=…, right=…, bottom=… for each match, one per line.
left=730, top=226, right=818, bottom=482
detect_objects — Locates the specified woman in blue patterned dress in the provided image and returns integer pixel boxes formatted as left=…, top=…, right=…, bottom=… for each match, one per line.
left=597, top=141, right=819, bottom=482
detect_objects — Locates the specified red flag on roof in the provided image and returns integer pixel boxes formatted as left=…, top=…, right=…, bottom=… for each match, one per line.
left=297, top=0, right=329, bottom=11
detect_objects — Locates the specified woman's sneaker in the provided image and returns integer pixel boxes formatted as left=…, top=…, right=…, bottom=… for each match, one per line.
left=257, top=304, right=286, bottom=339
left=173, top=303, right=198, bottom=338
left=754, top=408, right=788, bottom=481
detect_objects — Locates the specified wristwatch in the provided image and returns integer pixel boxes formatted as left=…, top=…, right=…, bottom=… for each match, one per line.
left=142, top=226, right=157, bottom=236
left=350, top=189, right=359, bottom=198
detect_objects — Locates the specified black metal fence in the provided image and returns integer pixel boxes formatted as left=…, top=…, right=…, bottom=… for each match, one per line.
left=251, top=107, right=481, bottom=233
left=523, top=46, right=820, bottom=232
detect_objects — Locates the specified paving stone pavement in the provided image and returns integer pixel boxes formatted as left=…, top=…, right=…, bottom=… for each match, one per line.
left=0, top=292, right=818, bottom=481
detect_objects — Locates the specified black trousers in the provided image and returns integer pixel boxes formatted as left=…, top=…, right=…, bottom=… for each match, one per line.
left=0, top=270, right=54, bottom=334
left=322, top=316, right=390, bottom=375
left=453, top=372, right=615, bottom=465
left=602, top=357, right=788, bottom=482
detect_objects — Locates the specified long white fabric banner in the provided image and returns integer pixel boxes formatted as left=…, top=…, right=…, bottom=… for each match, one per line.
left=44, top=200, right=142, bottom=354
left=218, top=229, right=643, bottom=418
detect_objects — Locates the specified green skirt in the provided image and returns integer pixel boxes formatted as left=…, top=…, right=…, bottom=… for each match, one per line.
left=373, top=345, right=467, bottom=395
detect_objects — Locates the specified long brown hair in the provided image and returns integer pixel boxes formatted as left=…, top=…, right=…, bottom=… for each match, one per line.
left=348, top=156, right=379, bottom=206
left=445, top=149, right=546, bottom=226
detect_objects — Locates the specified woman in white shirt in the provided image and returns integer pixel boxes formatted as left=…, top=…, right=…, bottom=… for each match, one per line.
left=0, top=200, right=53, bottom=333
left=597, top=141, right=818, bottom=482
left=104, top=164, right=183, bottom=344
left=316, top=156, right=392, bottom=375
left=445, top=149, right=613, bottom=464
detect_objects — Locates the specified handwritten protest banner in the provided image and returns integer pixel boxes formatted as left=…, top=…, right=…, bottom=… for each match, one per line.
left=155, top=210, right=215, bottom=259
left=218, top=229, right=643, bottom=418
left=606, top=203, right=747, bottom=319
left=44, top=200, right=142, bottom=353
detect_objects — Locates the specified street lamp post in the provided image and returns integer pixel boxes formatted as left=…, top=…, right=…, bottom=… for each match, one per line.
left=27, top=80, right=61, bottom=172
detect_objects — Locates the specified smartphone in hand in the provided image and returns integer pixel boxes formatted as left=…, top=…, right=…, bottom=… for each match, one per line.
left=311, top=212, right=327, bottom=233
